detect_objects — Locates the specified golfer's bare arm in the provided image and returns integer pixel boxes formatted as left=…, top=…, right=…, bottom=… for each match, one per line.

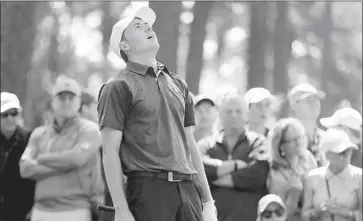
left=185, top=127, right=214, bottom=203
left=101, top=127, right=128, bottom=211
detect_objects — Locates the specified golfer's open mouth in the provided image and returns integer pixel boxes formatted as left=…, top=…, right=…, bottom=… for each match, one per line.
left=147, top=34, right=154, bottom=39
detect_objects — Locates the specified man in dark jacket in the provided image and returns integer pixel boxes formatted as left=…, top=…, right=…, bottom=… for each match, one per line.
left=198, top=92, right=270, bottom=221
left=0, top=92, right=34, bottom=221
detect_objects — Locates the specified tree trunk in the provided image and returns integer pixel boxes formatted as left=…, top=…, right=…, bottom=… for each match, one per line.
left=149, top=2, right=182, bottom=73
left=247, top=2, right=269, bottom=88
left=185, top=1, right=213, bottom=94
left=320, top=2, right=337, bottom=117
left=101, top=2, right=116, bottom=58
left=1, top=2, right=38, bottom=105
left=272, top=2, right=292, bottom=118
left=48, top=11, right=60, bottom=79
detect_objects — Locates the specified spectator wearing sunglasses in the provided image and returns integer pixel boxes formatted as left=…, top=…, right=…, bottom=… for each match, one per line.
left=320, top=107, right=362, bottom=168
left=257, top=194, right=287, bottom=221
left=0, top=92, right=35, bottom=221
left=267, top=118, right=317, bottom=221
left=302, top=128, right=362, bottom=221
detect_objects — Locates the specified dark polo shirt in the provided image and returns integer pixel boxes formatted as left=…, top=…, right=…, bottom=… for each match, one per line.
left=97, top=61, right=197, bottom=175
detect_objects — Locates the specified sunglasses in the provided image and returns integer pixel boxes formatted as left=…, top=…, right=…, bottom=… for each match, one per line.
left=1, top=111, right=19, bottom=118
left=261, top=208, right=284, bottom=218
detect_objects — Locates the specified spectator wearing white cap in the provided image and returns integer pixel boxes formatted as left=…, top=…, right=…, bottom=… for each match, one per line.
left=288, top=83, right=326, bottom=166
left=257, top=194, right=287, bottom=221
left=320, top=107, right=362, bottom=168
left=244, top=87, right=276, bottom=137
left=302, top=128, right=362, bottom=221
left=20, top=75, right=104, bottom=221
left=99, top=6, right=217, bottom=221
left=1, top=92, right=35, bottom=221
left=193, top=94, right=219, bottom=142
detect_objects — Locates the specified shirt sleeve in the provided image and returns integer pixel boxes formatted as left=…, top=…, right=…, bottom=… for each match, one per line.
left=168, top=71, right=195, bottom=127
left=183, top=86, right=195, bottom=127
left=198, top=138, right=221, bottom=182
left=97, top=79, right=132, bottom=131
left=230, top=160, right=269, bottom=191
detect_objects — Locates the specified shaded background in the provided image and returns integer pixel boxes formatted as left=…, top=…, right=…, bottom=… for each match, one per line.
left=1, top=1, right=362, bottom=130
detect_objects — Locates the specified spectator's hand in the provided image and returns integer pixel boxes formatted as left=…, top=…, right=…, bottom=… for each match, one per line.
left=202, top=201, right=218, bottom=221
left=236, top=160, right=247, bottom=170
left=288, top=176, right=303, bottom=191
left=323, top=201, right=353, bottom=217
left=248, top=145, right=269, bottom=161
left=319, top=198, right=338, bottom=215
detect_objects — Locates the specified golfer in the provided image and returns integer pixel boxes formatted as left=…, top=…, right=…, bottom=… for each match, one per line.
left=97, top=6, right=217, bottom=221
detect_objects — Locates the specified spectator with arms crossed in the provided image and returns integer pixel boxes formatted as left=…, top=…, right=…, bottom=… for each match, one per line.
left=20, top=75, right=104, bottom=221
left=198, top=92, right=270, bottom=221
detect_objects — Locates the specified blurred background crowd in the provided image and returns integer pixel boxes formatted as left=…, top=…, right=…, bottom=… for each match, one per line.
left=0, top=1, right=362, bottom=221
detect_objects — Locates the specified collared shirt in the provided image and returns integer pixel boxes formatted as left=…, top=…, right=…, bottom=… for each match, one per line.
left=303, top=164, right=362, bottom=221
left=97, top=61, right=197, bottom=174
left=198, top=130, right=269, bottom=221
left=21, top=116, right=103, bottom=211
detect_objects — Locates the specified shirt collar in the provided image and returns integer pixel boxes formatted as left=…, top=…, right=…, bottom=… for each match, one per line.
left=215, top=130, right=247, bottom=145
left=126, top=61, right=168, bottom=76
left=326, top=164, right=353, bottom=180
left=52, top=115, right=79, bottom=133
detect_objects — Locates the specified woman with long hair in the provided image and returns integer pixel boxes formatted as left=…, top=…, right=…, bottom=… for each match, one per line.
left=267, top=118, right=318, bottom=221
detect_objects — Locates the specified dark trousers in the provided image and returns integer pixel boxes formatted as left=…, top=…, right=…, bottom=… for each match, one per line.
left=126, top=177, right=203, bottom=221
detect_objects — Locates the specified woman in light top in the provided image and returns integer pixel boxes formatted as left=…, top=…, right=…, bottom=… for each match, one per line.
left=302, top=128, right=362, bottom=221
left=268, top=118, right=318, bottom=221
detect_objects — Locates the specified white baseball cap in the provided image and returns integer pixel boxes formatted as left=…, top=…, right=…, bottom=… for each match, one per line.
left=320, top=108, right=362, bottom=132
left=52, top=75, right=81, bottom=97
left=110, top=6, right=156, bottom=61
left=320, top=128, right=358, bottom=153
left=288, top=83, right=325, bottom=105
left=1, top=92, right=22, bottom=113
left=257, top=194, right=285, bottom=214
left=244, top=87, right=275, bottom=106
left=194, top=94, right=217, bottom=107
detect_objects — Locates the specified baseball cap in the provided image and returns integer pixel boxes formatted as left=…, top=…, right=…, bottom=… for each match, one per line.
left=244, top=87, right=276, bottom=106
left=257, top=194, right=285, bottom=214
left=52, top=75, right=81, bottom=97
left=194, top=94, right=217, bottom=107
left=320, top=128, right=358, bottom=153
left=110, top=6, right=156, bottom=61
left=320, top=108, right=362, bottom=132
left=288, top=83, right=325, bottom=105
left=1, top=92, right=22, bottom=113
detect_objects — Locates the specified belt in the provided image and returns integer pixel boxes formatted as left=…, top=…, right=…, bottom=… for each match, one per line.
left=126, top=171, right=195, bottom=182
